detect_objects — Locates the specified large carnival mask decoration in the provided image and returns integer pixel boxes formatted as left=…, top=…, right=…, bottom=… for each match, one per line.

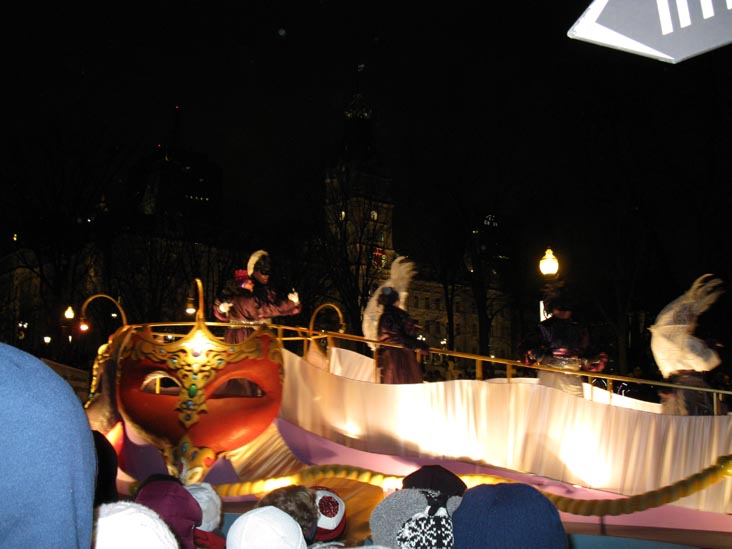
left=114, top=319, right=283, bottom=482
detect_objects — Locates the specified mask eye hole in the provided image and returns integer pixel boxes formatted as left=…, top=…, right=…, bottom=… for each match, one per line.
left=140, top=371, right=181, bottom=395
left=210, top=378, right=264, bottom=398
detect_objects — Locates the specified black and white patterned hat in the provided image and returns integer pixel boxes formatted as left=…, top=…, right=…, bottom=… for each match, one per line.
left=370, top=488, right=459, bottom=549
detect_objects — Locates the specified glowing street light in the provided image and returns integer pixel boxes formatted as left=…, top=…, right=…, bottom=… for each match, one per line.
left=539, top=248, right=560, bottom=321
left=64, top=306, right=75, bottom=320
left=539, top=248, right=559, bottom=277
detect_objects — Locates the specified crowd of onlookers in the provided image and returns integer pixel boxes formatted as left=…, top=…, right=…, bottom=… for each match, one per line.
left=92, top=466, right=570, bottom=548
left=1, top=341, right=570, bottom=548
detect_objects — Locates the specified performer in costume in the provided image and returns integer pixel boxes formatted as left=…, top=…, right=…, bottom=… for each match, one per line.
left=650, top=274, right=724, bottom=415
left=519, top=285, right=607, bottom=397
left=362, top=256, right=417, bottom=349
left=214, top=250, right=301, bottom=344
left=376, top=286, right=429, bottom=383
left=363, top=257, right=428, bottom=383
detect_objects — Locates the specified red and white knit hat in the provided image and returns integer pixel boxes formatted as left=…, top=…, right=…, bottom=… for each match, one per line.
left=312, top=486, right=347, bottom=541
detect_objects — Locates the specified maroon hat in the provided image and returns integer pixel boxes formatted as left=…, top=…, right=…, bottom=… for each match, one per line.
left=135, top=477, right=202, bottom=549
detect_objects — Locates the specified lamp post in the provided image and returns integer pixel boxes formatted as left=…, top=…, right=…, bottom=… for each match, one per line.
left=539, top=248, right=560, bottom=321
left=77, top=294, right=128, bottom=333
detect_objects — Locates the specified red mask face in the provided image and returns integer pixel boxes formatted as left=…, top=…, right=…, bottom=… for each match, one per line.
left=117, top=325, right=283, bottom=468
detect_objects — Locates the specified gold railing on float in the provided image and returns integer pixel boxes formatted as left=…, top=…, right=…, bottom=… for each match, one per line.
left=270, top=303, right=732, bottom=416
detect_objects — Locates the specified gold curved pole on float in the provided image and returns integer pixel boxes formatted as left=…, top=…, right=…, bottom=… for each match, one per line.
left=305, top=303, right=345, bottom=356
left=79, top=294, right=130, bottom=406
left=79, top=294, right=128, bottom=331
left=192, top=277, right=206, bottom=323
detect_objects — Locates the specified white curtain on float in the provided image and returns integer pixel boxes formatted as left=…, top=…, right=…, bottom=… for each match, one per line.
left=280, top=348, right=732, bottom=514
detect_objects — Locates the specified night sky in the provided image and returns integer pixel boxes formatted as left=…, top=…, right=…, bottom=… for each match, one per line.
left=4, top=1, right=732, bottom=328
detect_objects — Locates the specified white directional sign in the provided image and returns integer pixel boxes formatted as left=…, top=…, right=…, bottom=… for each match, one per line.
left=568, top=0, right=732, bottom=63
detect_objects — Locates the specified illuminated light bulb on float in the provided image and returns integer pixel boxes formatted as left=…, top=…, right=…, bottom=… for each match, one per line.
left=77, top=294, right=128, bottom=333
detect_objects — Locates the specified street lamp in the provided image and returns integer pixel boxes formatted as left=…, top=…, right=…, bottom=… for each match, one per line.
left=77, top=294, right=128, bottom=333
left=539, top=248, right=559, bottom=277
left=539, top=248, right=560, bottom=321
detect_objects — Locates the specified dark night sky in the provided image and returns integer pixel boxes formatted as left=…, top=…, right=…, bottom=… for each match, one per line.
left=4, top=1, right=732, bottom=324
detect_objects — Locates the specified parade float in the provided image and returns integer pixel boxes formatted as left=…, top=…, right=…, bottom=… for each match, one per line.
left=82, top=279, right=732, bottom=545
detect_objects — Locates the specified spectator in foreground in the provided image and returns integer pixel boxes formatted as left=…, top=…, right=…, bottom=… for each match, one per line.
left=256, top=485, right=319, bottom=542
left=185, top=482, right=225, bottom=548
left=401, top=464, right=467, bottom=498
left=93, top=430, right=120, bottom=507
left=0, top=343, right=97, bottom=548
left=369, top=487, right=460, bottom=549
left=227, top=505, right=307, bottom=549
left=135, top=473, right=202, bottom=549
left=93, top=500, right=178, bottom=548
left=451, top=483, right=568, bottom=548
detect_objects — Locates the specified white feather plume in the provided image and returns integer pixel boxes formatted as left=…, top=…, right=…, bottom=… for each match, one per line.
left=247, top=250, right=268, bottom=276
left=362, top=256, right=416, bottom=350
left=649, top=274, right=724, bottom=378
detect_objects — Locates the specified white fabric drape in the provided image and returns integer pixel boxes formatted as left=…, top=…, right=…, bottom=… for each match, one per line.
left=280, top=349, right=732, bottom=514
left=327, top=347, right=378, bottom=382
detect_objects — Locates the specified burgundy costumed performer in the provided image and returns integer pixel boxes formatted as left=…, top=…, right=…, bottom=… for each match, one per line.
left=214, top=250, right=302, bottom=344
left=376, top=286, right=429, bottom=384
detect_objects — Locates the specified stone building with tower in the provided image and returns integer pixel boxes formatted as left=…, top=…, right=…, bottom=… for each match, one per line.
left=319, top=92, right=514, bottom=375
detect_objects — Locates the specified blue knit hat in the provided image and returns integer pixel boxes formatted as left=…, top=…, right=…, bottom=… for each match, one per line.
left=452, top=483, right=567, bottom=549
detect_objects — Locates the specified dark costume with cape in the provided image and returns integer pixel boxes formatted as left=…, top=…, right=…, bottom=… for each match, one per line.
left=377, top=303, right=427, bottom=384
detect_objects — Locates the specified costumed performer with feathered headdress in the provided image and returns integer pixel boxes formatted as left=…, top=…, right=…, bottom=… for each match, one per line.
left=363, top=257, right=429, bottom=384
left=650, top=273, right=724, bottom=415
left=214, top=250, right=302, bottom=344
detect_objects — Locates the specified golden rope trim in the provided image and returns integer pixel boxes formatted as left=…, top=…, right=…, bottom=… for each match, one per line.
left=544, top=454, right=732, bottom=516
left=212, top=456, right=732, bottom=517
left=214, top=464, right=401, bottom=498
